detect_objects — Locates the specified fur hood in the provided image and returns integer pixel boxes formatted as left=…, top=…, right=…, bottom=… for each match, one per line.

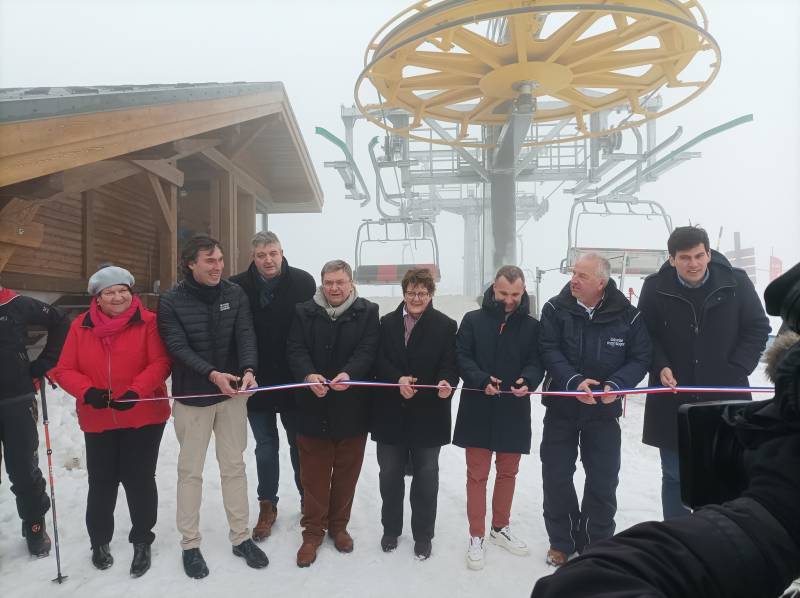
left=763, top=331, right=800, bottom=383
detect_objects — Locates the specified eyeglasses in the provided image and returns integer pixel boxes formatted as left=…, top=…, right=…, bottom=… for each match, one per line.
left=404, top=291, right=431, bottom=300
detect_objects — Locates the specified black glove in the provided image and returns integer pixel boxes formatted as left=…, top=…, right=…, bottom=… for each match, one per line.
left=29, top=360, right=50, bottom=379
left=84, top=388, right=111, bottom=409
left=743, top=434, right=800, bottom=544
left=110, top=390, right=138, bottom=411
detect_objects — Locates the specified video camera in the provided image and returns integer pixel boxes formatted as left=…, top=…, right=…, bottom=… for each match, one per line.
left=677, top=263, right=800, bottom=509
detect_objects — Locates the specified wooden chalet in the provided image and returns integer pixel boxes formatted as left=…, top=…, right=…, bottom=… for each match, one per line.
left=0, top=82, right=323, bottom=300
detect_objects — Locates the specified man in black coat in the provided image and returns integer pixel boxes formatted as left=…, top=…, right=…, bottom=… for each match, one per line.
left=286, top=259, right=379, bottom=567
left=372, top=268, right=459, bottom=560
left=454, top=265, right=544, bottom=571
left=539, top=254, right=651, bottom=566
left=637, top=226, right=769, bottom=519
left=230, top=231, right=315, bottom=540
left=157, top=235, right=267, bottom=578
left=0, top=279, right=68, bottom=557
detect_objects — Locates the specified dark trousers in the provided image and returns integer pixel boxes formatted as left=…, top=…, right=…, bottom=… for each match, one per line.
left=297, top=434, right=366, bottom=542
left=84, top=422, right=165, bottom=547
left=376, top=443, right=440, bottom=542
left=660, top=448, right=691, bottom=520
left=247, top=408, right=302, bottom=504
left=541, top=411, right=620, bottom=554
left=0, top=396, right=50, bottom=523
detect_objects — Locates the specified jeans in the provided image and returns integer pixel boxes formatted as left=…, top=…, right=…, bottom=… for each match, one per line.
left=247, top=409, right=303, bottom=505
left=660, top=448, right=691, bottom=520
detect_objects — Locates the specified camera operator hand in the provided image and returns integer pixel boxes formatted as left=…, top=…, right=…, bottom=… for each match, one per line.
left=743, top=433, right=800, bottom=546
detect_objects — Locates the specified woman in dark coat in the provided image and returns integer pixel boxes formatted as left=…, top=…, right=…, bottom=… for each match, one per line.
left=372, top=268, right=459, bottom=560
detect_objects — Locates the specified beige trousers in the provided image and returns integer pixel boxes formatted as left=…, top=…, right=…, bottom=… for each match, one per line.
left=174, top=396, right=250, bottom=549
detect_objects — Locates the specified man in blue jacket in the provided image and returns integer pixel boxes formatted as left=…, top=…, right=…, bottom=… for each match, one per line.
left=539, top=254, right=651, bottom=567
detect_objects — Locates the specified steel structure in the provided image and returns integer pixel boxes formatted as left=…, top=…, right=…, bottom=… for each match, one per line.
left=321, top=1, right=750, bottom=296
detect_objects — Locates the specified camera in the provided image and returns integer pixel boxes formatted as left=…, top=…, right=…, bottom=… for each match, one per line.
left=677, top=264, right=800, bottom=509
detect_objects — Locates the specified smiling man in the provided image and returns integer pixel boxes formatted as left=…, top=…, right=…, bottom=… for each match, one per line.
left=286, top=259, right=379, bottom=567
left=637, top=226, right=770, bottom=520
left=538, top=253, right=651, bottom=567
left=157, top=235, right=267, bottom=579
left=454, top=265, right=544, bottom=571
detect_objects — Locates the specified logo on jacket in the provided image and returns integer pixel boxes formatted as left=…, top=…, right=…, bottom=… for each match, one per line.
left=220, top=302, right=230, bottom=312
left=606, top=337, right=625, bottom=348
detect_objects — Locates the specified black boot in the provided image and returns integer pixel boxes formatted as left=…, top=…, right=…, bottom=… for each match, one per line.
left=182, top=547, right=209, bottom=579
left=23, top=519, right=51, bottom=558
left=92, top=543, right=114, bottom=570
left=232, top=538, right=269, bottom=569
left=130, top=543, right=151, bottom=578
left=381, top=534, right=398, bottom=552
left=414, top=539, right=432, bottom=560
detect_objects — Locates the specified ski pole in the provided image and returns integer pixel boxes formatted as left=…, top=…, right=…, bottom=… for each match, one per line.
left=40, top=379, right=67, bottom=584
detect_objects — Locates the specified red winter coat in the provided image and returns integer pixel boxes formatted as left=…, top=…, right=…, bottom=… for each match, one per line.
left=52, top=305, right=171, bottom=433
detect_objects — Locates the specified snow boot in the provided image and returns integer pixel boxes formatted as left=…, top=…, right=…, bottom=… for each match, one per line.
left=252, top=499, right=277, bottom=542
left=23, top=519, right=51, bottom=558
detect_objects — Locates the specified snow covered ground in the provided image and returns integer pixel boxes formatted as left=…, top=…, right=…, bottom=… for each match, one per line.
left=0, top=295, right=772, bottom=598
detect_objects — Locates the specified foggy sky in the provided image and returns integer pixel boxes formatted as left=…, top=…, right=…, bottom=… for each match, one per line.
left=1, top=0, right=797, bottom=301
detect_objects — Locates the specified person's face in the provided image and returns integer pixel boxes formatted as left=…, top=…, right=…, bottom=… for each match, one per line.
left=253, top=243, right=283, bottom=280
left=321, top=269, right=353, bottom=307
left=97, top=284, right=132, bottom=317
left=670, top=243, right=710, bottom=284
left=570, top=258, right=606, bottom=306
left=493, top=276, right=525, bottom=313
left=189, top=247, right=224, bottom=286
left=403, top=283, right=432, bottom=317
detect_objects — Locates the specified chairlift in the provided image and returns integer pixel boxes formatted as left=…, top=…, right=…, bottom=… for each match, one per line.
left=560, top=197, right=673, bottom=285
left=354, top=218, right=440, bottom=285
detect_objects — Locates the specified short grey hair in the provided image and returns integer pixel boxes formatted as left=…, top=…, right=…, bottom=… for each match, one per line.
left=320, top=259, right=353, bottom=281
left=495, top=265, right=525, bottom=284
left=580, top=253, right=611, bottom=282
left=251, top=231, right=281, bottom=248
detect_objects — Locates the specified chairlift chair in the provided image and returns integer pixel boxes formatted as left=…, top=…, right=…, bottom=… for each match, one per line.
left=354, top=218, right=441, bottom=285
left=560, top=198, right=673, bottom=282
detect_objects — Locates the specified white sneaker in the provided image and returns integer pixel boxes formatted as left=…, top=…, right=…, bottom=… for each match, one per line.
left=466, top=536, right=485, bottom=570
left=489, top=525, right=529, bottom=556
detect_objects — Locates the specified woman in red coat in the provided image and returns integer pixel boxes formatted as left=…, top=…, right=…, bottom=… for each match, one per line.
left=52, top=266, right=171, bottom=578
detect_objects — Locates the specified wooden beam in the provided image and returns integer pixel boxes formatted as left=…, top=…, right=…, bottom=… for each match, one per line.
left=131, top=160, right=184, bottom=188
left=0, top=198, right=41, bottom=272
left=147, top=173, right=175, bottom=232
left=82, top=190, right=96, bottom=276
left=0, top=92, right=284, bottom=186
left=198, top=147, right=273, bottom=205
left=0, top=220, right=44, bottom=248
left=228, top=119, right=270, bottom=161
left=171, top=137, right=223, bottom=159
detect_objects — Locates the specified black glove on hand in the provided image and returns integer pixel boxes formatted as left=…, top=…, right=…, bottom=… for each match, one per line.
left=743, top=434, right=800, bottom=545
left=84, top=388, right=111, bottom=409
left=110, top=390, right=138, bottom=411
left=29, top=360, right=50, bottom=379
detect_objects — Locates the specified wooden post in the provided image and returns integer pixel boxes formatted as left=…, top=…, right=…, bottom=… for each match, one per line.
left=237, top=191, right=256, bottom=273
left=146, top=174, right=178, bottom=291
left=218, top=171, right=237, bottom=277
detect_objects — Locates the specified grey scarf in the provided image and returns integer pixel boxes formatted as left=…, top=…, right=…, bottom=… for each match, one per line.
left=313, top=285, right=358, bottom=320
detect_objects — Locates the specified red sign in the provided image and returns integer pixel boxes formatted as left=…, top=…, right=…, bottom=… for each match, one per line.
left=770, top=256, right=783, bottom=282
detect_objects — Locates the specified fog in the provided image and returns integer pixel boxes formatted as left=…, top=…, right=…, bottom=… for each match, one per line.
left=1, top=0, right=798, bottom=302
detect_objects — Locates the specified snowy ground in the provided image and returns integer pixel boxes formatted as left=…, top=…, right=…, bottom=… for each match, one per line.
left=0, top=295, right=772, bottom=598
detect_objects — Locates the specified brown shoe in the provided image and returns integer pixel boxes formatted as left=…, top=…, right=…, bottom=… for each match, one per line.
left=252, top=500, right=277, bottom=542
left=329, top=529, right=354, bottom=553
left=296, top=540, right=320, bottom=568
left=545, top=548, right=569, bottom=567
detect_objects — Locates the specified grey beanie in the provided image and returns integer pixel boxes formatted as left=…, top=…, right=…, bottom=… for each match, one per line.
left=87, top=266, right=135, bottom=295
